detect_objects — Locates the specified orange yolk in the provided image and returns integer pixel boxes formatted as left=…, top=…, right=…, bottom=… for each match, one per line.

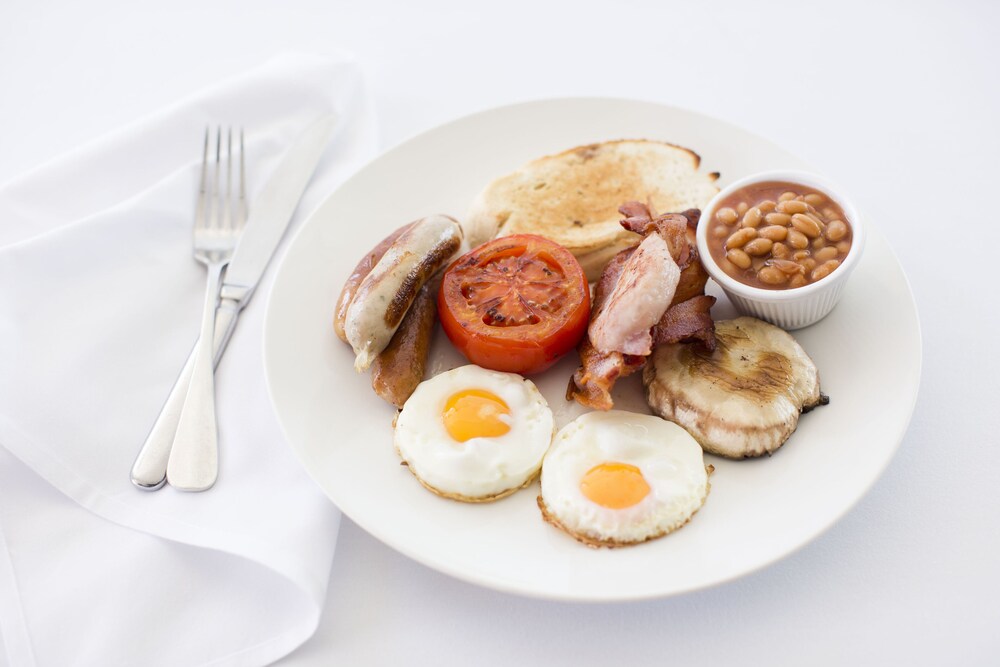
left=443, top=389, right=511, bottom=442
left=580, top=462, right=651, bottom=509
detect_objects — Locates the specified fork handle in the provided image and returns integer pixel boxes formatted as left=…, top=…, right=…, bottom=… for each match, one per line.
left=167, top=263, right=227, bottom=491
left=130, top=300, right=239, bottom=490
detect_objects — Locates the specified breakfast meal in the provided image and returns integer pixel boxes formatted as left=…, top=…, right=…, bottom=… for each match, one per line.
left=332, top=138, right=852, bottom=548
left=394, top=365, right=554, bottom=502
left=537, top=411, right=711, bottom=547
left=463, top=139, right=720, bottom=280
left=706, top=181, right=854, bottom=289
left=644, top=317, right=828, bottom=458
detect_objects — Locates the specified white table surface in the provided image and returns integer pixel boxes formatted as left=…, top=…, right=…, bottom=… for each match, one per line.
left=2, top=1, right=998, bottom=665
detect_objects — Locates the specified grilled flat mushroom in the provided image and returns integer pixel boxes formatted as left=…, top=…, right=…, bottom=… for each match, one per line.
left=643, top=317, right=827, bottom=458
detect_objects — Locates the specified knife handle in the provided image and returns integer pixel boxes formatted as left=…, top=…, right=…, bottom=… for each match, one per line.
left=130, top=300, right=240, bottom=490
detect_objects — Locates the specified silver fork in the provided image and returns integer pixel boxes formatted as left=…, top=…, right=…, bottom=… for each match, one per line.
left=166, top=127, right=246, bottom=492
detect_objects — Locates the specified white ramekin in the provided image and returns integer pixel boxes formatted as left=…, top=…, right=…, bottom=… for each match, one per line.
left=696, top=170, right=865, bottom=330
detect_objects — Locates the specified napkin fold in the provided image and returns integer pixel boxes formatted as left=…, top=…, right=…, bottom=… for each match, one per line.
left=0, top=53, right=377, bottom=666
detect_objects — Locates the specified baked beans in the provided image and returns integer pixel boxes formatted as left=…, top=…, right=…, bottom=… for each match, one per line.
left=709, top=181, right=853, bottom=290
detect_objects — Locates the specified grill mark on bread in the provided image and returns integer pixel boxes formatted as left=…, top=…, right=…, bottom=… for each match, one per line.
left=575, top=144, right=600, bottom=161
left=559, top=139, right=703, bottom=168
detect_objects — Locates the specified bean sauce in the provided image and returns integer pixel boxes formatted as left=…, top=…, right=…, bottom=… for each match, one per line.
left=707, top=181, right=853, bottom=290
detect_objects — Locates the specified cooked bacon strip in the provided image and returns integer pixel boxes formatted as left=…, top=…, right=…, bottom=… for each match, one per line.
left=568, top=203, right=716, bottom=410
left=569, top=295, right=717, bottom=410
left=652, top=295, right=717, bottom=351
left=567, top=250, right=642, bottom=409
left=620, top=203, right=710, bottom=308
left=588, top=233, right=679, bottom=356
left=588, top=248, right=633, bottom=322
left=566, top=340, right=645, bottom=411
left=672, top=256, right=710, bottom=307
left=618, top=203, right=700, bottom=269
left=618, top=200, right=652, bottom=221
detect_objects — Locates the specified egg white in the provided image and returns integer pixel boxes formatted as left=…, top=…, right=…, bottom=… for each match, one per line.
left=539, top=410, right=710, bottom=545
left=394, top=364, right=554, bottom=501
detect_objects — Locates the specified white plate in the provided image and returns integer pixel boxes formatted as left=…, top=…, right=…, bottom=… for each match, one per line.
left=263, top=98, right=922, bottom=602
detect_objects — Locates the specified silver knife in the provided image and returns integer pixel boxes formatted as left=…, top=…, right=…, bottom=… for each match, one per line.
left=131, top=113, right=338, bottom=490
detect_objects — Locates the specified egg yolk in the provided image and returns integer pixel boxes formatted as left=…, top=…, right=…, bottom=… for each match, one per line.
left=580, top=462, right=650, bottom=509
left=443, top=389, right=511, bottom=442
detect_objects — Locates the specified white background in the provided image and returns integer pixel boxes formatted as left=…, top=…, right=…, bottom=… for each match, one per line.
left=2, top=1, right=998, bottom=665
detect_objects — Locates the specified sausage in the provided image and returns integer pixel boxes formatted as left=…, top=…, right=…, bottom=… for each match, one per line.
left=334, top=221, right=416, bottom=343
left=370, top=283, right=437, bottom=408
left=345, top=214, right=462, bottom=371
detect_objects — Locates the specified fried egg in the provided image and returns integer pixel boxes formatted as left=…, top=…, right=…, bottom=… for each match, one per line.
left=538, top=410, right=711, bottom=547
left=394, top=364, right=554, bottom=501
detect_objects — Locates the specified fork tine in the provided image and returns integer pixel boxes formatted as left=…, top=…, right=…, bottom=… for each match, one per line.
left=238, top=128, right=247, bottom=228
left=208, top=126, right=221, bottom=231
left=195, top=127, right=210, bottom=229
left=223, top=127, right=232, bottom=230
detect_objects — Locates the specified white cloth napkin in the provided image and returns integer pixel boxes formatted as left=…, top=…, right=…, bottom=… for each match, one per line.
left=0, top=53, right=377, bottom=666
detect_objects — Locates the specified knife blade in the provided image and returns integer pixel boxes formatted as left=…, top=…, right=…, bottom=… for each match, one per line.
left=219, top=113, right=338, bottom=310
left=130, top=113, right=337, bottom=490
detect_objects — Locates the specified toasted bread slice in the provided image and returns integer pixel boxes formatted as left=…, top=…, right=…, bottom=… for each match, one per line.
left=465, top=139, right=719, bottom=279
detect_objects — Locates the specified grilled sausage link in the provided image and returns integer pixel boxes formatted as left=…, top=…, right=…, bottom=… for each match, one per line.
left=370, top=283, right=437, bottom=407
left=334, top=221, right=415, bottom=343
left=345, top=214, right=462, bottom=371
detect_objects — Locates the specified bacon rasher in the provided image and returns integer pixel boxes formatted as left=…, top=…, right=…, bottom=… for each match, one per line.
left=567, top=203, right=716, bottom=410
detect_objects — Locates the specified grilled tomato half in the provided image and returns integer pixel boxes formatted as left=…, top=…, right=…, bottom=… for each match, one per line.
left=438, top=234, right=590, bottom=375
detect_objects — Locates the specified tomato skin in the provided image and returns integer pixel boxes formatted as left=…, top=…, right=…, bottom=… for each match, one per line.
left=437, top=235, right=590, bottom=375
